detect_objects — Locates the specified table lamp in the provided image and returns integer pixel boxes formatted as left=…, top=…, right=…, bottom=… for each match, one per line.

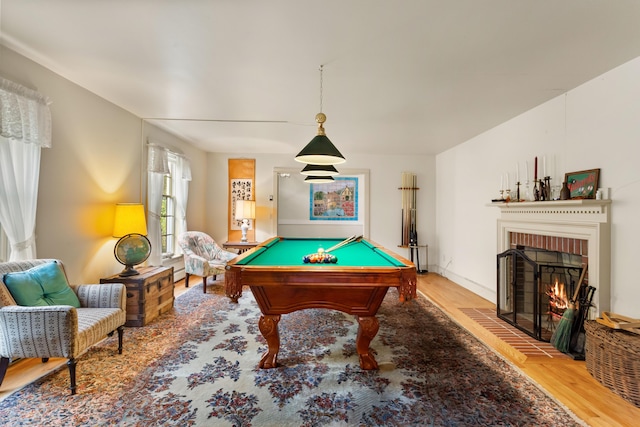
left=235, top=200, right=255, bottom=242
left=113, top=203, right=151, bottom=276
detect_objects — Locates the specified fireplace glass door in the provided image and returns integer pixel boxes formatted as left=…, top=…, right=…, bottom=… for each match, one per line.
left=497, top=248, right=582, bottom=341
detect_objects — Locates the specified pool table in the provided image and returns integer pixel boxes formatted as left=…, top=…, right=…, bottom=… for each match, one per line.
left=225, top=236, right=417, bottom=370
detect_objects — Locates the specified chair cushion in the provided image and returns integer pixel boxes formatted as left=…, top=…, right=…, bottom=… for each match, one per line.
left=3, top=261, right=81, bottom=308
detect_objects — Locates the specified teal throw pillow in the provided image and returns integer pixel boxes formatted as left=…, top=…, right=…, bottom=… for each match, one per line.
left=3, top=261, right=81, bottom=308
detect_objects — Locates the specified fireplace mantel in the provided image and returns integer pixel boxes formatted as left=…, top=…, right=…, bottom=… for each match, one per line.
left=492, top=199, right=611, bottom=316
left=491, top=199, right=611, bottom=223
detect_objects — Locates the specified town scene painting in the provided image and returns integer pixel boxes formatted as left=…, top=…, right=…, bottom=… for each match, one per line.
left=309, top=177, right=358, bottom=221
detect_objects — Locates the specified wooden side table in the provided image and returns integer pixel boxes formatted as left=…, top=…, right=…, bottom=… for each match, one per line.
left=100, top=266, right=174, bottom=327
left=223, top=241, right=259, bottom=254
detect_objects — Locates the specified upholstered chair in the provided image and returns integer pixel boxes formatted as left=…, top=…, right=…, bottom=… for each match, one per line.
left=178, top=231, right=237, bottom=293
left=0, top=259, right=126, bottom=395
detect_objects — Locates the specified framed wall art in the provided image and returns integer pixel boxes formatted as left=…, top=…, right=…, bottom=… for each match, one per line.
left=565, top=168, right=600, bottom=199
left=228, top=158, right=255, bottom=241
left=309, top=177, right=359, bottom=221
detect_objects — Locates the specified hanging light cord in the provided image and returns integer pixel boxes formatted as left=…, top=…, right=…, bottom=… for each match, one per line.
left=319, top=65, right=324, bottom=113
left=314, top=65, right=327, bottom=135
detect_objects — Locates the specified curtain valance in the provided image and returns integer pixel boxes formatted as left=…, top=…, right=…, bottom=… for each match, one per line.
left=147, top=143, right=170, bottom=174
left=0, top=77, right=52, bottom=147
left=147, top=142, right=191, bottom=178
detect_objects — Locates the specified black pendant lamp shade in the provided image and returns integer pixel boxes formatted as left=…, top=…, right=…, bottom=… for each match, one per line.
left=300, top=163, right=339, bottom=176
left=295, top=113, right=346, bottom=165
left=304, top=175, right=335, bottom=184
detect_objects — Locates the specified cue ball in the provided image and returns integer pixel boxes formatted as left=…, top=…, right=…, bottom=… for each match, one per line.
left=317, top=248, right=325, bottom=254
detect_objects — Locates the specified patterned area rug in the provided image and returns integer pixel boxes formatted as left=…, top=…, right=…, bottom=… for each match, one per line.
left=0, top=283, right=584, bottom=426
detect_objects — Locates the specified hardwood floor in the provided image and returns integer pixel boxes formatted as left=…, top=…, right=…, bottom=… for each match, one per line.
left=418, top=272, right=639, bottom=427
left=1, top=273, right=638, bottom=426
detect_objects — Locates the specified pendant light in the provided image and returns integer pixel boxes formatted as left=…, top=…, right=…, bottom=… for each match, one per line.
left=295, top=65, right=346, bottom=165
left=300, top=163, right=339, bottom=176
left=304, top=175, right=335, bottom=184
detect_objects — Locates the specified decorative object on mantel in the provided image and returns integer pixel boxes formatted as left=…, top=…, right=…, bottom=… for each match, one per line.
left=560, top=180, right=571, bottom=200
left=493, top=158, right=603, bottom=204
left=565, top=168, right=600, bottom=199
left=493, top=172, right=511, bottom=202
left=533, top=155, right=551, bottom=201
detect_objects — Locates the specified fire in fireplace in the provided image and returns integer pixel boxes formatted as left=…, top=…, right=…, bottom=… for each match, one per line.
left=546, top=279, right=569, bottom=317
left=497, top=246, right=583, bottom=342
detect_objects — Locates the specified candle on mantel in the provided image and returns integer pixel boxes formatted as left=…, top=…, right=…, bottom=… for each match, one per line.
left=525, top=161, right=529, bottom=183
left=500, top=174, right=504, bottom=191
left=505, top=172, right=510, bottom=190
left=516, top=162, right=520, bottom=182
left=534, top=157, right=538, bottom=181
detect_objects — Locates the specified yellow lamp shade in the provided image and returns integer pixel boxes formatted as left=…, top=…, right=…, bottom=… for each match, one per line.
left=113, top=203, right=148, bottom=237
left=235, top=200, right=256, bottom=220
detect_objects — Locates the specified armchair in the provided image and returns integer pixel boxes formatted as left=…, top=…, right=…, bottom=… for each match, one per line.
left=178, top=231, right=237, bottom=293
left=0, top=259, right=126, bottom=395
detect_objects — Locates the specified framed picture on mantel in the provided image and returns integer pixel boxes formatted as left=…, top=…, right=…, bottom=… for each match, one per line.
left=565, top=168, right=600, bottom=199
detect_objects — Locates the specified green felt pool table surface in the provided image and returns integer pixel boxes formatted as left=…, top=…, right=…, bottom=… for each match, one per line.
left=234, top=237, right=406, bottom=267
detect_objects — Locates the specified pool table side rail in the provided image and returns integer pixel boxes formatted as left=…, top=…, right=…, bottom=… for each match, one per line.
left=225, top=237, right=417, bottom=303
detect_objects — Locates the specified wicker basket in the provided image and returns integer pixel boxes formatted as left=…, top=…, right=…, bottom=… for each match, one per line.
left=585, top=320, right=640, bottom=407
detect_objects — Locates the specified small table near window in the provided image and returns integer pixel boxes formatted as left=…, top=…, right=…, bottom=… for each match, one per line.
left=223, top=241, right=259, bottom=254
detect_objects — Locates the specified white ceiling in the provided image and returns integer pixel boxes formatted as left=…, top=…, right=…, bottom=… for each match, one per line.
left=2, top=0, right=640, bottom=157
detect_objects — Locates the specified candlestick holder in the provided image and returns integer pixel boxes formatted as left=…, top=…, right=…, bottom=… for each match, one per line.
left=504, top=189, right=511, bottom=202
left=534, top=180, right=541, bottom=201
left=515, top=182, right=521, bottom=202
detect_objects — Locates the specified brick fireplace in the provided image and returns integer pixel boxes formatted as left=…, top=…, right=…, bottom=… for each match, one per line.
left=494, top=200, right=611, bottom=335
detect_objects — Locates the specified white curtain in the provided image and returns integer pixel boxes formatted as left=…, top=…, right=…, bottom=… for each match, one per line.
left=174, top=155, right=191, bottom=256
left=146, top=144, right=169, bottom=266
left=0, top=77, right=52, bottom=261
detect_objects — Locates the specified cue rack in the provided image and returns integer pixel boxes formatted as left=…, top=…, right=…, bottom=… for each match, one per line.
left=400, top=172, right=418, bottom=247
left=399, top=172, right=426, bottom=273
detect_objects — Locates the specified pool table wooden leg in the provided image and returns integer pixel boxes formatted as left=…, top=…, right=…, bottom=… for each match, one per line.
left=356, top=316, right=380, bottom=370
left=258, top=314, right=281, bottom=369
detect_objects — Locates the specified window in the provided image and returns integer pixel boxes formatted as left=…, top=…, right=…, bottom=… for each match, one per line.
left=161, top=154, right=177, bottom=257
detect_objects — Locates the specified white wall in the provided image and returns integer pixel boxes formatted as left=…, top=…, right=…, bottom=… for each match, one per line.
left=435, top=55, right=640, bottom=318
left=275, top=168, right=369, bottom=239
left=0, top=37, right=436, bottom=285
left=205, top=153, right=435, bottom=265
left=1, top=47, right=208, bottom=283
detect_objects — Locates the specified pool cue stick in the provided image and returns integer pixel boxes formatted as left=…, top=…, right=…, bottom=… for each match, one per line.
left=325, top=235, right=361, bottom=253
left=324, top=235, right=356, bottom=253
